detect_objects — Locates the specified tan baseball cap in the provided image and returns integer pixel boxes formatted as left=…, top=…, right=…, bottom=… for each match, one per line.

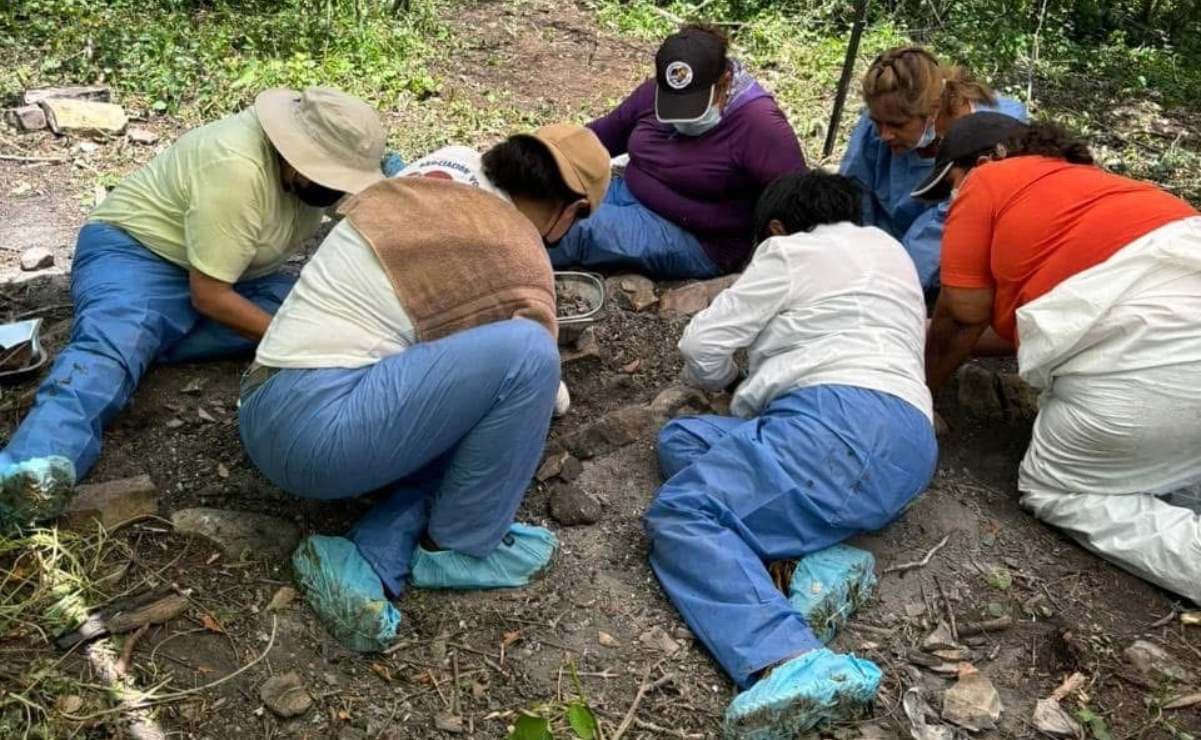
left=524, top=123, right=611, bottom=212
left=255, top=87, right=386, bottom=194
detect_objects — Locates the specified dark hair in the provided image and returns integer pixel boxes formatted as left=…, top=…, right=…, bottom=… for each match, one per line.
left=953, top=120, right=1094, bottom=171
left=679, top=22, right=729, bottom=66
left=482, top=136, right=576, bottom=205
left=753, top=171, right=863, bottom=242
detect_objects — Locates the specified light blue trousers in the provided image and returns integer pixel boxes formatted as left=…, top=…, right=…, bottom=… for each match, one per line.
left=645, top=384, right=938, bottom=688
left=237, top=319, right=560, bottom=597
left=548, top=178, right=720, bottom=279
left=0, top=223, right=294, bottom=478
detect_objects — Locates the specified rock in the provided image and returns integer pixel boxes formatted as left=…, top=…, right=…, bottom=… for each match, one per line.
left=23, top=85, right=112, bottom=106
left=259, top=672, right=312, bottom=718
left=171, top=508, right=300, bottom=560
left=536, top=451, right=569, bottom=482
left=922, top=621, right=958, bottom=652
left=557, top=404, right=657, bottom=459
left=649, top=384, right=710, bottom=421
left=639, top=626, right=680, bottom=655
left=55, top=694, right=84, bottom=715
left=999, top=372, right=1040, bottom=421
left=597, top=631, right=619, bottom=647
left=559, top=455, right=583, bottom=483
left=659, top=274, right=739, bottom=317
left=127, top=127, right=160, bottom=145
left=19, top=247, right=54, bottom=272
left=39, top=98, right=128, bottom=137
left=1124, top=639, right=1197, bottom=684
left=1033, top=698, right=1083, bottom=737
left=561, top=327, right=601, bottom=364
left=942, top=669, right=1003, bottom=731
left=956, top=364, right=1004, bottom=420
left=267, top=586, right=298, bottom=612
left=548, top=483, right=601, bottom=526
left=903, top=687, right=957, bottom=740
left=1182, top=611, right=1201, bottom=626
left=60, top=474, right=157, bottom=532
left=606, top=274, right=657, bottom=312
left=434, top=714, right=464, bottom=734
left=620, top=358, right=641, bottom=374
left=11, top=105, right=47, bottom=131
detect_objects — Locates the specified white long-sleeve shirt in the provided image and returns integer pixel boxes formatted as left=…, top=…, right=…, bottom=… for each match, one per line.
left=679, top=222, right=933, bottom=420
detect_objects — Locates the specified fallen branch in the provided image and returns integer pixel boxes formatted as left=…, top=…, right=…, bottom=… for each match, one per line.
left=115, top=624, right=150, bottom=677
left=611, top=669, right=675, bottom=740
left=56, top=590, right=189, bottom=649
left=883, top=534, right=951, bottom=574
left=1149, top=609, right=1178, bottom=628
left=957, top=615, right=1014, bottom=637
left=0, top=153, right=68, bottom=163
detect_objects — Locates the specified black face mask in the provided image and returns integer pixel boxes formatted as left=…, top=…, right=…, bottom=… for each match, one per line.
left=293, top=182, right=344, bottom=208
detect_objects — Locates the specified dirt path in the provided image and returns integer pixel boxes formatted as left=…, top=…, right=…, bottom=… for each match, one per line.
left=2, top=1, right=1200, bottom=738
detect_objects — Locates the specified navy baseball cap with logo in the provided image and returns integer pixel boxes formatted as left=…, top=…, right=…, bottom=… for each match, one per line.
left=654, top=27, right=727, bottom=123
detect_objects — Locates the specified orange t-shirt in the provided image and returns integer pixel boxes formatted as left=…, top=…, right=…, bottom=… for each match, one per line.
left=940, top=156, right=1197, bottom=344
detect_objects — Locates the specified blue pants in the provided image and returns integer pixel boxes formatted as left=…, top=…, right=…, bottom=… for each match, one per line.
left=237, top=319, right=560, bottom=597
left=0, top=223, right=295, bottom=479
left=645, top=385, right=937, bottom=688
left=548, top=178, right=721, bottom=279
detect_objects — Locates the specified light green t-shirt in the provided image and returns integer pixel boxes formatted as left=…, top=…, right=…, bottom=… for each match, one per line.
left=90, top=109, right=322, bottom=283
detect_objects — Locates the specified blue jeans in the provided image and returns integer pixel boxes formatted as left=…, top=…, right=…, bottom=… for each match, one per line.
left=645, top=385, right=937, bottom=688
left=548, top=178, right=720, bottom=279
left=0, top=223, right=295, bottom=478
left=238, top=319, right=560, bottom=597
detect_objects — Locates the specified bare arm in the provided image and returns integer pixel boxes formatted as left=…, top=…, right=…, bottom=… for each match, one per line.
left=188, top=269, right=273, bottom=341
left=925, top=285, right=995, bottom=391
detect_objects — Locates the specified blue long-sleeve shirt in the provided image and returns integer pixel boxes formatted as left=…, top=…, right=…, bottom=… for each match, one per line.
left=839, top=96, right=1028, bottom=289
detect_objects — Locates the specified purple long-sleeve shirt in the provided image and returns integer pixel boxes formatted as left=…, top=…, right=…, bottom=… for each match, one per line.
left=587, top=75, right=806, bottom=272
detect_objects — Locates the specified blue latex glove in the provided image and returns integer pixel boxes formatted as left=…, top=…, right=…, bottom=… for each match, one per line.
left=291, top=535, right=401, bottom=652
left=724, top=648, right=882, bottom=739
left=410, top=523, right=557, bottom=590
left=0, top=455, right=75, bottom=534
left=787, top=544, right=878, bottom=643
left=381, top=152, right=405, bottom=177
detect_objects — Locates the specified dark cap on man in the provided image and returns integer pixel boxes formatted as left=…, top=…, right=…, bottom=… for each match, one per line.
left=654, top=27, right=727, bottom=123
left=911, top=112, right=1029, bottom=201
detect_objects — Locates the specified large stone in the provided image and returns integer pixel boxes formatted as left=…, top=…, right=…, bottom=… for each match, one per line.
left=259, top=672, right=312, bottom=718
left=956, top=364, right=1004, bottom=421
left=172, top=508, right=300, bottom=560
left=127, top=127, right=160, bottom=145
left=942, top=669, right=1003, bottom=731
left=557, top=405, right=657, bottom=460
left=606, top=274, right=658, bottom=312
left=1124, top=639, right=1197, bottom=684
left=561, top=327, right=601, bottom=363
left=39, top=98, right=128, bottom=137
left=19, top=247, right=54, bottom=272
left=999, top=372, right=1040, bottom=421
left=11, top=105, right=47, bottom=131
left=649, top=384, right=710, bottom=421
left=61, top=474, right=157, bottom=532
left=658, top=274, right=739, bottom=317
left=1033, top=698, right=1083, bottom=737
left=24, top=85, right=112, bottom=106
left=548, top=483, right=601, bottom=526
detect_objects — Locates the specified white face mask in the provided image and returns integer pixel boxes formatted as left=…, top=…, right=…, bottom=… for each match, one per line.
left=913, top=115, right=937, bottom=150
left=949, top=186, right=961, bottom=202
left=674, top=103, right=722, bottom=137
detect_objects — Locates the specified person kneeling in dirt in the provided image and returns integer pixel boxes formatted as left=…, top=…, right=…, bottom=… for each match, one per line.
left=237, top=124, right=610, bottom=651
left=644, top=171, right=938, bottom=736
left=545, top=23, right=806, bottom=279
left=0, top=88, right=386, bottom=533
left=923, top=112, right=1201, bottom=605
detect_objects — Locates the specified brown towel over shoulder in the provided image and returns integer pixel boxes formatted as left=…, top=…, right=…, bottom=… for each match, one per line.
left=340, top=177, right=557, bottom=342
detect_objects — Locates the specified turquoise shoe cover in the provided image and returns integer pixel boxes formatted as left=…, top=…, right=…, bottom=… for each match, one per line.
left=723, top=648, right=882, bottom=739
left=0, top=456, right=76, bottom=534
left=291, top=535, right=401, bottom=652
left=410, top=523, right=557, bottom=590
left=788, top=544, right=877, bottom=643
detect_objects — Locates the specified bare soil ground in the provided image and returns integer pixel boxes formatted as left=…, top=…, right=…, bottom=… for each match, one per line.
left=2, top=1, right=1200, bottom=738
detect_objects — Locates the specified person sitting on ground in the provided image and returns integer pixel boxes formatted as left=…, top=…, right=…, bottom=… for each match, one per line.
left=644, top=171, right=938, bottom=736
left=840, top=46, right=1026, bottom=296
left=547, top=23, right=806, bottom=279
left=237, top=124, right=610, bottom=651
left=923, top=112, right=1201, bottom=605
left=0, top=88, right=386, bottom=533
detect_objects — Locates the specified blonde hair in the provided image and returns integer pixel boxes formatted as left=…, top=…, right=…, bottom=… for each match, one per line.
left=862, top=46, right=996, bottom=118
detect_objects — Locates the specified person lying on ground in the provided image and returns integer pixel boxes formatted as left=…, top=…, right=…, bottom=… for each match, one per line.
left=237, top=124, right=610, bottom=652
left=840, top=45, right=1026, bottom=299
left=0, top=88, right=387, bottom=533
left=644, top=170, right=938, bottom=737
left=546, top=23, right=806, bottom=279
left=923, top=112, right=1201, bottom=605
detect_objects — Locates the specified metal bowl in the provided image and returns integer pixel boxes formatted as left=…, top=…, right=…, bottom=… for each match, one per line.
left=555, top=271, right=605, bottom=346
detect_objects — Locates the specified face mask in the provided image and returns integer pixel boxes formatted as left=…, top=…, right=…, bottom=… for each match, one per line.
left=913, top=115, right=937, bottom=150
left=294, top=182, right=344, bottom=208
left=949, top=186, right=960, bottom=202
left=674, top=103, right=722, bottom=137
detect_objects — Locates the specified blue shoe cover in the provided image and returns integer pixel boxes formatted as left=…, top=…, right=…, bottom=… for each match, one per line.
left=291, top=535, right=401, bottom=652
left=381, top=151, right=406, bottom=177
left=409, top=523, right=557, bottom=590
left=788, top=544, right=877, bottom=643
left=723, top=649, right=882, bottom=739
left=0, top=456, right=76, bottom=534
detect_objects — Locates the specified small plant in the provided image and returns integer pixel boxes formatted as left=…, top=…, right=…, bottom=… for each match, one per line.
left=505, top=662, right=599, bottom=740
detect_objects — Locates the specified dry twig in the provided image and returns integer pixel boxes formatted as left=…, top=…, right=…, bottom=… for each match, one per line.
left=884, top=535, right=951, bottom=574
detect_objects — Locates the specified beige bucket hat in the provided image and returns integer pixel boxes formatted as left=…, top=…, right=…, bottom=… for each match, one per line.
left=255, top=87, right=386, bottom=194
